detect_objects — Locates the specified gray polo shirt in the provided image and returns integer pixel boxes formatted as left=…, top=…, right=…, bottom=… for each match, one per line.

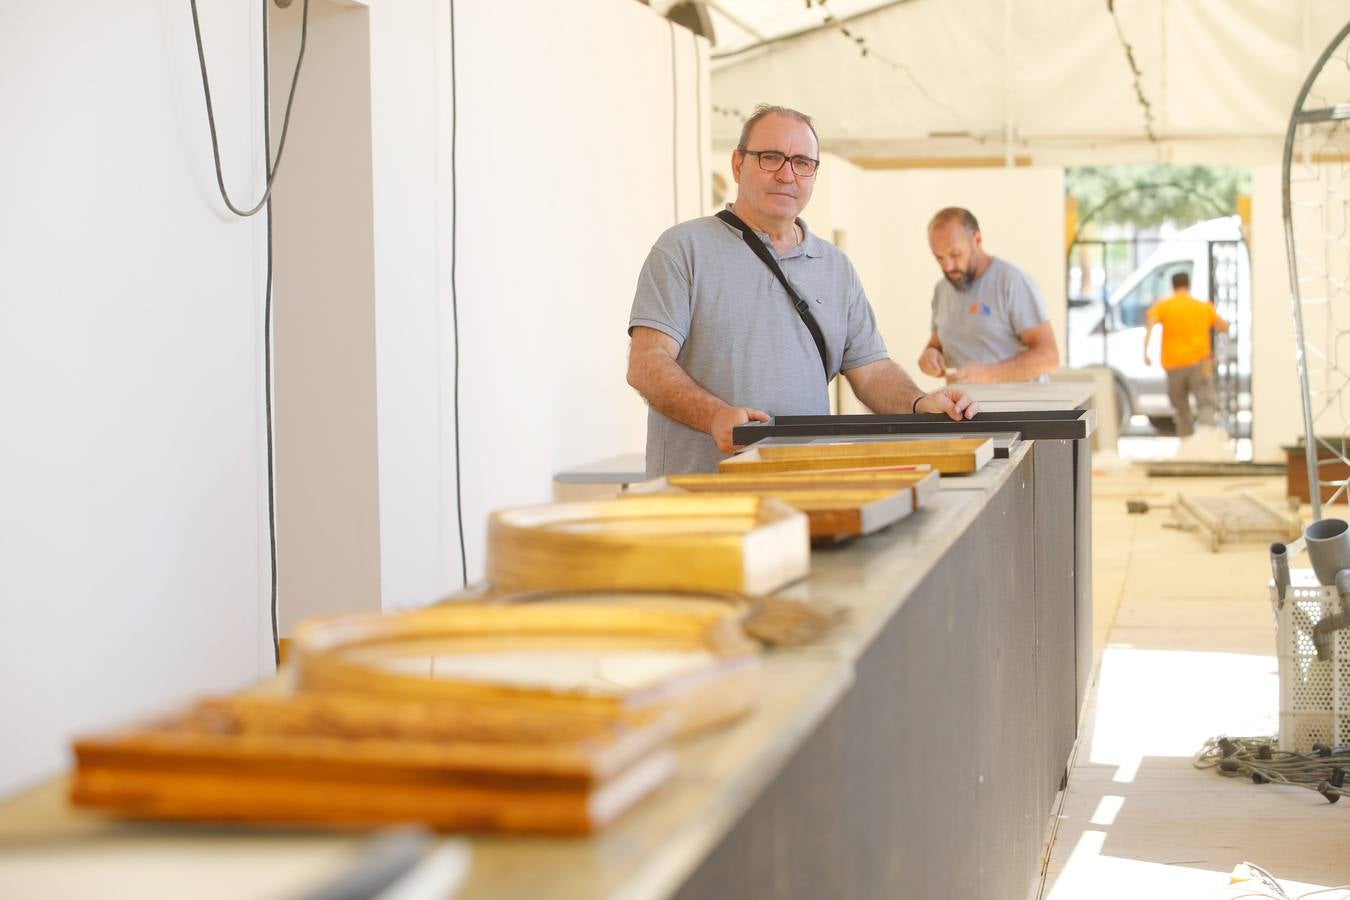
left=629, top=213, right=890, bottom=477
left=930, top=257, right=1050, bottom=381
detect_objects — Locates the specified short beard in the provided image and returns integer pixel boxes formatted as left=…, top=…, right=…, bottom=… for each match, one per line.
left=945, top=265, right=978, bottom=291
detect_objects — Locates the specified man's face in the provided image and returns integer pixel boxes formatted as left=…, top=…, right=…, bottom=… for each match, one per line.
left=730, top=115, right=819, bottom=224
left=928, top=220, right=983, bottom=290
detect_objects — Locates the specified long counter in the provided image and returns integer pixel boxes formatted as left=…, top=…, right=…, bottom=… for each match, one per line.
left=0, top=384, right=1095, bottom=900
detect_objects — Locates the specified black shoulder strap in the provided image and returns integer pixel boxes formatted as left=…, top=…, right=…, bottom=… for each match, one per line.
left=716, top=209, right=830, bottom=380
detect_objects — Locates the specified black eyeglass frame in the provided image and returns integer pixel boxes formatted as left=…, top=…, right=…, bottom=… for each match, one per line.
left=738, top=149, right=821, bottom=178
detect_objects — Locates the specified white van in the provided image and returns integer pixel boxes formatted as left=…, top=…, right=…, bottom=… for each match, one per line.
left=1067, top=216, right=1251, bottom=432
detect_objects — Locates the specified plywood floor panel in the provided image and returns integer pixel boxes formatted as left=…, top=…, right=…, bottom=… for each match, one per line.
left=1038, top=465, right=1350, bottom=900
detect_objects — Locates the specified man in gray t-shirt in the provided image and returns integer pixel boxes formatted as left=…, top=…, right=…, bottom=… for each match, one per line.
left=917, top=208, right=1059, bottom=385
left=627, top=105, right=978, bottom=477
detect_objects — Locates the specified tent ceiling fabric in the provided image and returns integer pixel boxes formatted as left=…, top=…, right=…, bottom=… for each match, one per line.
left=707, top=0, right=1350, bottom=164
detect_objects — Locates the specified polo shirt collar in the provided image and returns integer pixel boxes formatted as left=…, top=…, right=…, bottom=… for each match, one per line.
left=718, top=205, right=824, bottom=259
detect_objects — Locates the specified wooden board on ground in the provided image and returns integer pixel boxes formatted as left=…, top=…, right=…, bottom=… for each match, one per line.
left=718, top=438, right=993, bottom=476
left=487, top=494, right=809, bottom=596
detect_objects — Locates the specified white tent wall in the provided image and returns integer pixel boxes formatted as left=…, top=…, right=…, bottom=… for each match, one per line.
left=370, top=0, right=453, bottom=611
left=452, top=2, right=708, bottom=584
left=0, top=0, right=708, bottom=798
left=1250, top=164, right=1301, bottom=463
left=709, top=1, right=1349, bottom=165
left=271, top=0, right=708, bottom=617
left=0, top=4, right=271, bottom=796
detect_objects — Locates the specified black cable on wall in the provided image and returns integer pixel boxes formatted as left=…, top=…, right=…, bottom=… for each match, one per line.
left=450, top=0, right=467, bottom=588
left=261, top=0, right=280, bottom=668
left=188, top=0, right=309, bottom=217
left=189, top=0, right=301, bottom=667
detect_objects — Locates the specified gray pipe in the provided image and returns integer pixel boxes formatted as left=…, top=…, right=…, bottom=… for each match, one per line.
left=1270, top=542, right=1291, bottom=607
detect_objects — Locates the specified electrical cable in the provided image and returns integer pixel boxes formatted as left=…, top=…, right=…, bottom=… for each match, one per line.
left=188, top=0, right=310, bottom=217
left=710, top=0, right=918, bottom=62
left=449, top=0, right=467, bottom=588
left=189, top=0, right=291, bottom=662
left=1194, top=735, right=1350, bottom=803
left=261, top=0, right=280, bottom=668
left=1223, top=859, right=1350, bottom=899
left=807, top=0, right=972, bottom=135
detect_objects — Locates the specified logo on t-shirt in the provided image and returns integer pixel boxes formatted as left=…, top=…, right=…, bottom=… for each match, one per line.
left=967, top=303, right=992, bottom=316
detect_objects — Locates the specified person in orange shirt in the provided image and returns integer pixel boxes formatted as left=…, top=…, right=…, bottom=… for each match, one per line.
left=1143, top=271, right=1230, bottom=437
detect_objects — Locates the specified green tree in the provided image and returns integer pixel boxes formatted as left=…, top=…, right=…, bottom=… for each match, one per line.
left=1068, top=165, right=1250, bottom=235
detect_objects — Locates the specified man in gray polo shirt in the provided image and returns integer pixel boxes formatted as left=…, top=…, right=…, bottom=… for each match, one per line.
left=917, top=207, right=1059, bottom=384
left=627, top=105, right=978, bottom=477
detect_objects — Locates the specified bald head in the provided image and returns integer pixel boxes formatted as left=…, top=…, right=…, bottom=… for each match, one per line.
left=928, top=207, right=980, bottom=236
left=928, top=208, right=988, bottom=290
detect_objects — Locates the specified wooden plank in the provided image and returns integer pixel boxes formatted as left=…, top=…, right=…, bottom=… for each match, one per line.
left=671, top=488, right=914, bottom=539
left=668, top=469, right=941, bottom=508
left=719, top=438, right=993, bottom=476
left=648, top=471, right=944, bottom=538
left=71, top=746, right=676, bottom=835
left=665, top=469, right=932, bottom=492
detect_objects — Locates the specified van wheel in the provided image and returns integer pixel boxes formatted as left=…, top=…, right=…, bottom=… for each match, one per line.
left=1113, top=380, right=1131, bottom=428
left=1148, top=416, right=1177, bottom=435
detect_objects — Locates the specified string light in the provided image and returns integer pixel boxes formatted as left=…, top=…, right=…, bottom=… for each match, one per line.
left=806, top=0, right=970, bottom=133
left=1106, top=0, right=1159, bottom=142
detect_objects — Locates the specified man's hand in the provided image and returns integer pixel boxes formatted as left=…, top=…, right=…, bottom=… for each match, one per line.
left=918, top=346, right=947, bottom=377
left=944, top=362, right=989, bottom=384
left=916, top=388, right=979, bottom=421
left=710, top=405, right=771, bottom=454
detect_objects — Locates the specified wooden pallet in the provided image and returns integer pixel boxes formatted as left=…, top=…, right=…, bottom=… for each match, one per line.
left=1172, top=491, right=1302, bottom=552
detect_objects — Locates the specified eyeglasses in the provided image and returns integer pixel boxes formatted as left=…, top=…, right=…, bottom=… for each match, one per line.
left=740, top=149, right=820, bottom=178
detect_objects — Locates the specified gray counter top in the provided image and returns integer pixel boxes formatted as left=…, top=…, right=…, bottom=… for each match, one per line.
left=0, top=445, right=1030, bottom=900
left=454, top=445, right=1027, bottom=899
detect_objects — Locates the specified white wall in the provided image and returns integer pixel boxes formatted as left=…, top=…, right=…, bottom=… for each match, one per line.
left=270, top=0, right=711, bottom=611
left=1250, top=164, right=1303, bottom=462
left=0, top=2, right=271, bottom=795
left=1258, top=154, right=1350, bottom=462
left=368, top=0, right=456, bottom=610
left=448, top=1, right=709, bottom=585
left=0, top=0, right=713, bottom=798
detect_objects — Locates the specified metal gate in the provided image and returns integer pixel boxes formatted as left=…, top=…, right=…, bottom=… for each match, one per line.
left=1208, top=240, right=1245, bottom=437
left=1066, top=234, right=1249, bottom=438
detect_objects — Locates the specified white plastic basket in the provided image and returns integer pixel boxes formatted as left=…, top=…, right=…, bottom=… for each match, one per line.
left=1275, top=568, right=1350, bottom=751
